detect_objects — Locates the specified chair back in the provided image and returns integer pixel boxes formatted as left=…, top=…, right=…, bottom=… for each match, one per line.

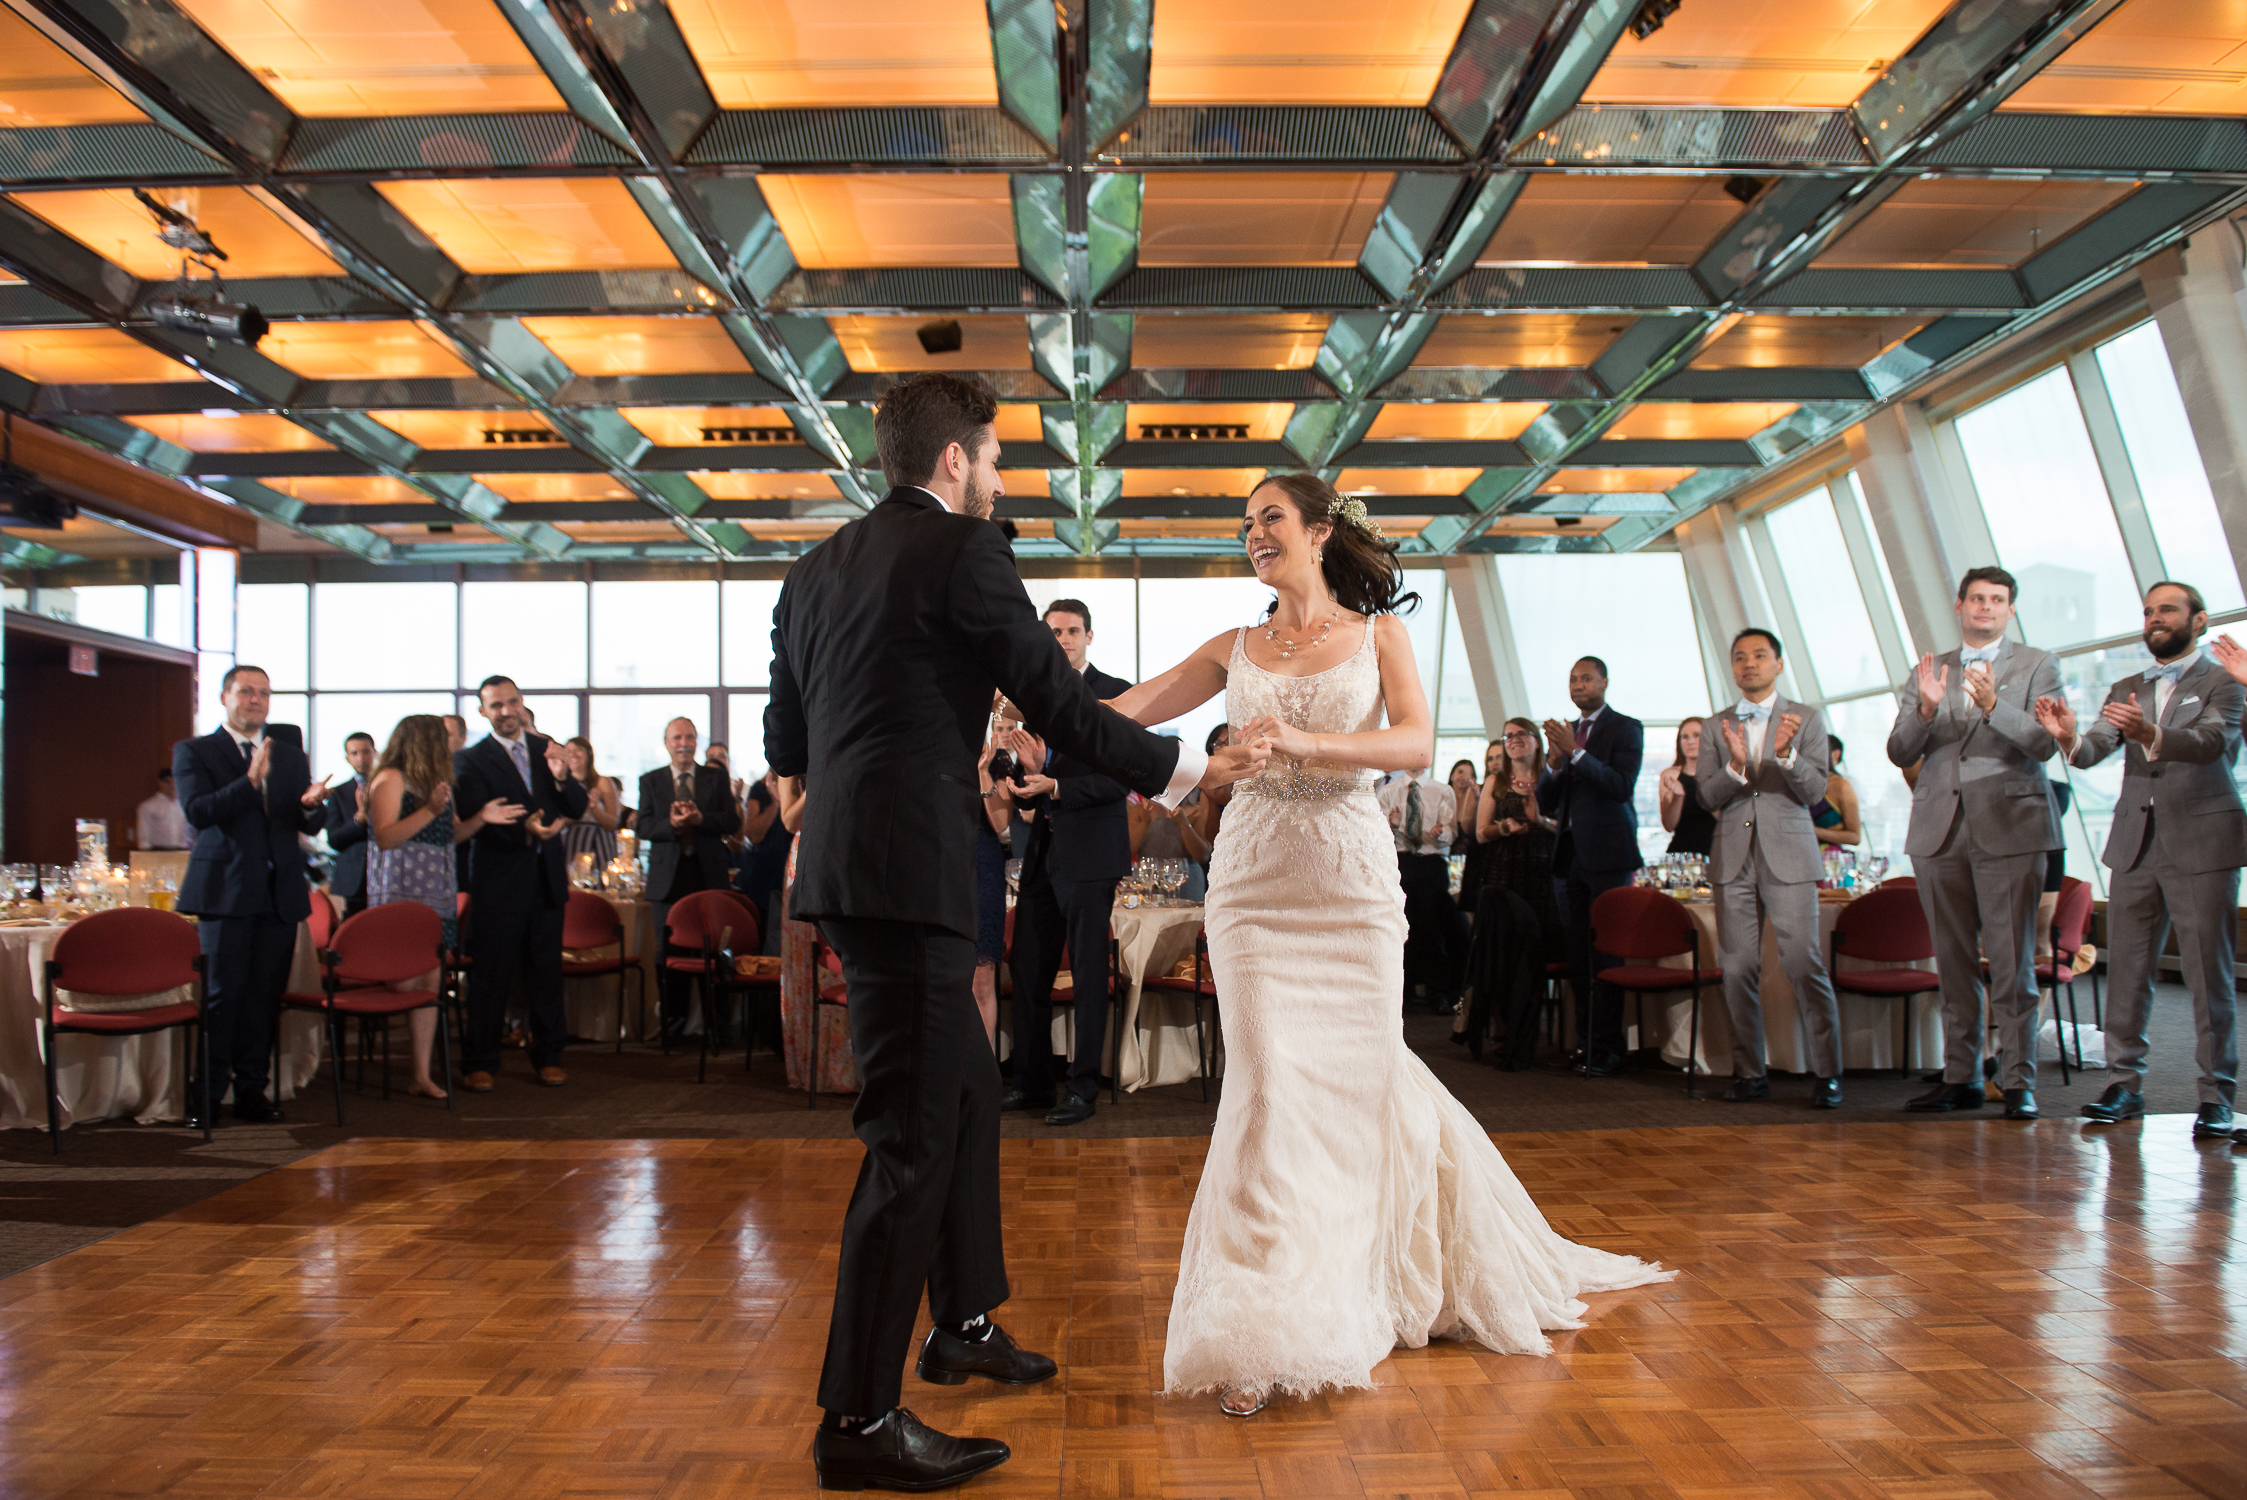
left=1880, top=875, right=1917, bottom=889
left=49, top=908, right=202, bottom=998
left=307, top=893, right=340, bottom=950
left=667, top=889, right=745, bottom=953
left=563, top=890, right=621, bottom=948
left=330, top=902, right=446, bottom=986
left=2052, top=875, right=2094, bottom=959
left=1833, top=885, right=1934, bottom=964
left=1589, top=886, right=1698, bottom=961
left=713, top=888, right=763, bottom=952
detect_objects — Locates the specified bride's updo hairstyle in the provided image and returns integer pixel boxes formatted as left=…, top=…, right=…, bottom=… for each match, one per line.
left=1253, top=472, right=1421, bottom=618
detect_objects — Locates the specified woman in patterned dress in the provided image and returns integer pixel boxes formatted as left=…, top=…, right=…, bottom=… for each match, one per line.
left=364, top=713, right=527, bottom=1101
left=774, top=775, right=860, bottom=1096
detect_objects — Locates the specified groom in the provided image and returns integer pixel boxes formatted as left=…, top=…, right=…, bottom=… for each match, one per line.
left=767, top=371, right=1265, bottom=1492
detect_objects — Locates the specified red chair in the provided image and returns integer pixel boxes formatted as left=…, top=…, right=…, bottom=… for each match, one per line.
left=1830, top=885, right=1941, bottom=1079
left=285, top=902, right=451, bottom=1125
left=445, top=891, right=474, bottom=1051
left=665, top=890, right=779, bottom=1083
left=1138, top=926, right=1218, bottom=1101
left=1589, top=887, right=1721, bottom=1096
left=563, top=891, right=642, bottom=1053
left=2037, top=876, right=2097, bottom=1083
left=42, top=909, right=209, bottom=1153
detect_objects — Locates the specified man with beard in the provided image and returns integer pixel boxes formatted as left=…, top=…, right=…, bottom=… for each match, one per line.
left=2037, top=582, right=2246, bottom=1139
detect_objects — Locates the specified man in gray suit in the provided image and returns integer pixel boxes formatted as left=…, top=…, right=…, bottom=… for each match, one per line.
left=1696, top=628, right=1845, bottom=1108
left=2036, top=581, right=2245, bottom=1140
left=1886, top=566, right=2062, bottom=1120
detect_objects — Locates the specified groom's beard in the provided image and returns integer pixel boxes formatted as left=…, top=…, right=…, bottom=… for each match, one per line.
left=962, top=475, right=995, bottom=520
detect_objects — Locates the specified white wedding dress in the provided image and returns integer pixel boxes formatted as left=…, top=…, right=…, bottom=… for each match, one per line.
left=1163, top=622, right=1672, bottom=1400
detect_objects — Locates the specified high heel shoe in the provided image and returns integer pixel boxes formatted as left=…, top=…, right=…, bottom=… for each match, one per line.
left=1445, top=1029, right=1469, bottom=1047
left=1219, top=1389, right=1267, bottom=1418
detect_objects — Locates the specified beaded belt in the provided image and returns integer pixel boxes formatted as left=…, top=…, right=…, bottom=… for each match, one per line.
left=1234, top=766, right=1374, bottom=802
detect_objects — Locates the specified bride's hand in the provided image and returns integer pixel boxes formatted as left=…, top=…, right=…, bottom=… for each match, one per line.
left=1200, top=740, right=1271, bottom=790
left=1238, top=714, right=1316, bottom=761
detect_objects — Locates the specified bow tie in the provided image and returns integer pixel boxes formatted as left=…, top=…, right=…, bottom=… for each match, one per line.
left=2146, top=659, right=2191, bottom=685
left=1736, top=700, right=1772, bottom=723
left=1959, top=644, right=2001, bottom=667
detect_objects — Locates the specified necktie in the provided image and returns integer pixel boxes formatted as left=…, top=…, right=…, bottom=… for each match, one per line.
left=1577, top=716, right=1594, bottom=749
left=507, top=737, right=531, bottom=789
left=1405, top=781, right=1422, bottom=849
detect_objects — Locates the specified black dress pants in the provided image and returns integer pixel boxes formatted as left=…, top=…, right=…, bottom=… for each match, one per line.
left=198, top=913, right=294, bottom=1102
left=1008, top=872, right=1118, bottom=1102
left=1399, top=852, right=1469, bottom=1002
left=1464, top=887, right=1548, bottom=1066
left=1556, top=863, right=1638, bottom=1060
left=465, top=899, right=566, bottom=1072
left=818, top=916, right=1008, bottom=1416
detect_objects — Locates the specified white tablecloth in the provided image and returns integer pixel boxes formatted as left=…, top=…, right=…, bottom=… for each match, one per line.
left=1111, top=903, right=1216, bottom=1091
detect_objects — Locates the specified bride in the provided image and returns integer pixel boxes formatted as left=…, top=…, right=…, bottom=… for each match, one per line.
left=1109, top=472, right=1671, bottom=1415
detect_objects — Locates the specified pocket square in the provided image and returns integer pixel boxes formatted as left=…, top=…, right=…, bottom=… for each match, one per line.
left=2182, top=696, right=2201, bottom=706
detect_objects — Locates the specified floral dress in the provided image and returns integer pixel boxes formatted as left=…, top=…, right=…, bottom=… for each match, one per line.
left=779, top=839, right=860, bottom=1095
left=367, top=789, right=458, bottom=949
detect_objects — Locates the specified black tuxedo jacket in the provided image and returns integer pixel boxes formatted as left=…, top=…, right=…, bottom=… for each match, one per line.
left=173, top=723, right=314, bottom=922
left=1535, top=706, right=1646, bottom=876
left=453, top=731, right=589, bottom=915
left=767, top=488, right=1182, bottom=940
left=1022, top=663, right=1135, bottom=885
left=638, top=762, right=742, bottom=901
left=323, top=778, right=370, bottom=899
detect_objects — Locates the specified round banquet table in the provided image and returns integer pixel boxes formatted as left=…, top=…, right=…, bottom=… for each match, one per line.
left=0, top=915, right=325, bottom=1132
left=1109, top=902, right=1218, bottom=1091
left=562, top=896, right=656, bottom=1045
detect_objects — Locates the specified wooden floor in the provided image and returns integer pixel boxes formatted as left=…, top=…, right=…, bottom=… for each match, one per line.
left=2, top=1122, right=2242, bottom=1500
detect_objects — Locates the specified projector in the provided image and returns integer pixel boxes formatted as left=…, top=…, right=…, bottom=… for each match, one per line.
left=0, top=462, right=74, bottom=529
left=147, top=293, right=269, bottom=348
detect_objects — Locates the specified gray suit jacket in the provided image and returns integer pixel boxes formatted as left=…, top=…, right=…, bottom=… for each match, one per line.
left=2069, top=655, right=2247, bottom=875
left=1885, top=637, right=2062, bottom=858
left=1695, top=696, right=1831, bottom=886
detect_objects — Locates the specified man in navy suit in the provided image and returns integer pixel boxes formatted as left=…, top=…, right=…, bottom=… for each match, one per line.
left=172, top=664, right=330, bottom=1123
left=322, top=730, right=377, bottom=916
left=1535, top=655, right=1646, bottom=1076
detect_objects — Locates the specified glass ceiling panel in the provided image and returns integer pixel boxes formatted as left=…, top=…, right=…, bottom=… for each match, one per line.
left=1480, top=176, right=1744, bottom=266
left=0, top=328, right=195, bottom=384
left=1126, top=404, right=1293, bottom=440
left=171, top=0, right=564, bottom=115
left=828, top=314, right=1030, bottom=371
left=1691, top=314, right=1927, bottom=368
left=518, top=316, right=754, bottom=376
left=375, top=179, right=683, bottom=274
left=124, top=413, right=335, bottom=451
left=1413, top=315, right=1620, bottom=369
left=259, top=320, right=475, bottom=379
left=0, top=11, right=146, bottom=125
left=1130, top=314, right=1330, bottom=369
left=372, top=409, right=558, bottom=448
left=691, top=472, right=845, bottom=500
left=1814, top=179, right=2135, bottom=269
left=1332, top=467, right=1484, bottom=495
left=1603, top=402, right=1798, bottom=440
left=1580, top=0, right=1954, bottom=109
left=671, top=0, right=998, bottom=108
left=759, top=174, right=1018, bottom=268
left=1140, top=173, right=1391, bottom=266
left=1363, top=403, right=1546, bottom=440
left=9, top=187, right=340, bottom=280
left=1146, top=0, right=1475, bottom=105
left=2004, top=0, right=2247, bottom=115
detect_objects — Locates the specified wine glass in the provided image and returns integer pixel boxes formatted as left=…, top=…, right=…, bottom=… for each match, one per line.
left=1160, top=858, right=1186, bottom=901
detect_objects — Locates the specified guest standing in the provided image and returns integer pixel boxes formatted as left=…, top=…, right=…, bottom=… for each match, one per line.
left=739, top=768, right=795, bottom=927
left=639, top=717, right=743, bottom=1044
left=453, top=675, right=586, bottom=1092
left=1460, top=718, right=1560, bottom=1065
left=2046, top=582, right=2246, bottom=1139
left=323, top=731, right=377, bottom=916
left=557, top=735, right=621, bottom=870
left=173, top=665, right=327, bottom=1124
left=1379, top=769, right=1469, bottom=1013
left=134, top=767, right=192, bottom=851
left=1448, top=754, right=1488, bottom=913
left=972, top=737, right=1013, bottom=1050
left=1658, top=718, right=1715, bottom=856
left=1696, top=629, right=1844, bottom=1108
left=1814, top=736, right=1862, bottom=847
left=1537, top=655, right=1645, bottom=1077
left=1887, top=567, right=2061, bottom=1120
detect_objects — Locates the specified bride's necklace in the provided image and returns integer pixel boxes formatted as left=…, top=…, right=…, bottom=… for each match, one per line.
left=1265, top=609, right=1338, bottom=660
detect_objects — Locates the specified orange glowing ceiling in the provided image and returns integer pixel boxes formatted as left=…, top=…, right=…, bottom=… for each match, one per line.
left=0, top=12, right=144, bottom=126
left=1480, top=176, right=1746, bottom=266
left=1140, top=174, right=1392, bottom=266
left=1604, top=402, right=1798, bottom=440
left=1414, top=315, right=1623, bottom=369
left=617, top=407, right=796, bottom=446
left=1816, top=179, right=2136, bottom=269
left=829, top=314, right=1030, bottom=371
left=123, top=413, right=335, bottom=452
left=992, top=405, right=1044, bottom=443
left=758, top=174, right=1017, bottom=269
left=1131, top=314, right=1331, bottom=369
left=475, top=473, right=634, bottom=503
left=9, top=186, right=340, bottom=280
left=1121, top=468, right=1270, bottom=498
left=691, top=471, right=846, bottom=500
left=2005, top=0, right=2247, bottom=115
left=1333, top=467, right=1483, bottom=496
left=170, top=0, right=564, bottom=115
left=1126, top=404, right=1293, bottom=441
left=1537, top=466, right=1697, bottom=493
left=375, top=179, right=683, bottom=275
left=371, top=409, right=558, bottom=449
left=1146, top=0, right=1476, bottom=106
left=0, top=327, right=194, bottom=384
left=995, top=469, right=1050, bottom=496
left=260, top=475, right=428, bottom=505
left=1581, top=0, right=1955, bottom=109
left=518, top=316, right=752, bottom=376
left=259, top=320, right=474, bottom=379
left=1692, top=314, right=1929, bottom=368
left=1365, top=403, right=1548, bottom=441
left=1114, top=518, right=1260, bottom=540
left=671, top=0, right=998, bottom=109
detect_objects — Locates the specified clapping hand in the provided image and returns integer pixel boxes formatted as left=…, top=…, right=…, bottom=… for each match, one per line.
left=670, top=798, right=702, bottom=828
left=1771, top=711, right=1803, bottom=759
left=354, top=779, right=369, bottom=825
left=1913, top=653, right=1950, bottom=718
left=1541, top=718, right=1576, bottom=763
left=298, top=773, right=332, bottom=809
left=1720, top=716, right=1751, bottom=773
left=1963, top=662, right=1998, bottom=714
left=2033, top=694, right=2077, bottom=742
left=245, top=737, right=273, bottom=789
left=476, top=794, right=523, bottom=827
left=2211, top=633, right=2247, bottom=686
left=545, top=748, right=569, bottom=781
left=2102, top=691, right=2156, bottom=746
left=524, top=811, right=565, bottom=841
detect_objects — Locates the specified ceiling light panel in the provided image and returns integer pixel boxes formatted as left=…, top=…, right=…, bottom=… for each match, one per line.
left=2005, top=0, right=2247, bottom=114
left=828, top=314, right=1030, bottom=371
left=671, top=0, right=998, bottom=108
left=1121, top=468, right=1271, bottom=498
left=170, top=0, right=565, bottom=115
left=1603, top=402, right=1799, bottom=439
left=1130, top=314, right=1331, bottom=369
left=261, top=475, right=430, bottom=504
left=0, top=328, right=194, bottom=384
left=518, top=317, right=754, bottom=375
left=375, top=179, right=682, bottom=274
left=371, top=410, right=559, bottom=448
left=617, top=406, right=797, bottom=446
left=1332, top=468, right=1484, bottom=496
left=758, top=175, right=1018, bottom=268
left=124, top=413, right=337, bottom=451
left=7, top=186, right=342, bottom=280
left=1537, top=466, right=1697, bottom=493
left=1814, top=179, right=2136, bottom=268
left=996, top=470, right=1050, bottom=496
left=1140, top=174, right=1393, bottom=266
left=474, top=473, right=635, bottom=502
left=1126, top=404, right=1294, bottom=440
left=0, top=11, right=146, bottom=126
left=1581, top=0, right=1955, bottom=109
left=1481, top=176, right=1746, bottom=265
left=259, top=320, right=475, bottom=379
left=1691, top=314, right=1928, bottom=368
left=1147, top=0, right=1476, bottom=106
left=691, top=472, right=845, bottom=500
left=1414, top=315, right=1622, bottom=369
left=1364, top=403, right=1548, bottom=440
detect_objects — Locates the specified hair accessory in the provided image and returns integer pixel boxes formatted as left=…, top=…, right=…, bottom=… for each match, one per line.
left=1334, top=495, right=1384, bottom=539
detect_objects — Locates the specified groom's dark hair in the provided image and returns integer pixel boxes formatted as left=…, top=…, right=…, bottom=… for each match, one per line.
left=874, top=371, right=999, bottom=488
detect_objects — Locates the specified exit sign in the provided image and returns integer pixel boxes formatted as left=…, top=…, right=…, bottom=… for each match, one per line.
left=68, top=645, right=96, bottom=676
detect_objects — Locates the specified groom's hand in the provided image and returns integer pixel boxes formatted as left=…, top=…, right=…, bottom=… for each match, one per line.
left=1200, top=741, right=1270, bottom=791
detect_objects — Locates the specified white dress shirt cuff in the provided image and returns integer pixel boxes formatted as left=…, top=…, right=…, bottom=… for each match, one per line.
left=1156, top=744, right=1207, bottom=808
left=1570, top=748, right=1586, bottom=764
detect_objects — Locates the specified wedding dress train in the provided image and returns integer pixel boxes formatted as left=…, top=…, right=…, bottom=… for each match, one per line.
left=1162, top=623, right=1671, bottom=1400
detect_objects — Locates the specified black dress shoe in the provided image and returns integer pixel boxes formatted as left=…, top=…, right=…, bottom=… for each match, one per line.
left=1811, top=1076, right=1843, bottom=1110
left=232, top=1096, right=284, bottom=1124
left=1043, top=1092, right=1096, bottom=1126
left=999, top=1089, right=1054, bottom=1114
left=1720, top=1076, right=1770, bottom=1103
left=917, top=1322, right=1057, bottom=1387
left=1581, top=1052, right=1624, bottom=1078
left=813, top=1408, right=1009, bottom=1492
left=2003, top=1088, right=2039, bottom=1120
left=1906, top=1082, right=1984, bottom=1113
left=2080, top=1083, right=2145, bottom=1123
left=2191, top=1103, right=2235, bottom=1139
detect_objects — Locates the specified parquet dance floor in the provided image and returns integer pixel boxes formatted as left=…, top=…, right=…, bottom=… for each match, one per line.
left=2, top=1122, right=2241, bottom=1500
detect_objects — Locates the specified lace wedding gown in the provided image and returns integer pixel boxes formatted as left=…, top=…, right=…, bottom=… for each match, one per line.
left=1163, top=622, right=1672, bottom=1400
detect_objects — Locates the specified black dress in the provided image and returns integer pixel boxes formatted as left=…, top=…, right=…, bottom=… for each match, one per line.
left=1464, top=784, right=1562, bottom=1065
left=1667, top=772, right=1716, bottom=856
